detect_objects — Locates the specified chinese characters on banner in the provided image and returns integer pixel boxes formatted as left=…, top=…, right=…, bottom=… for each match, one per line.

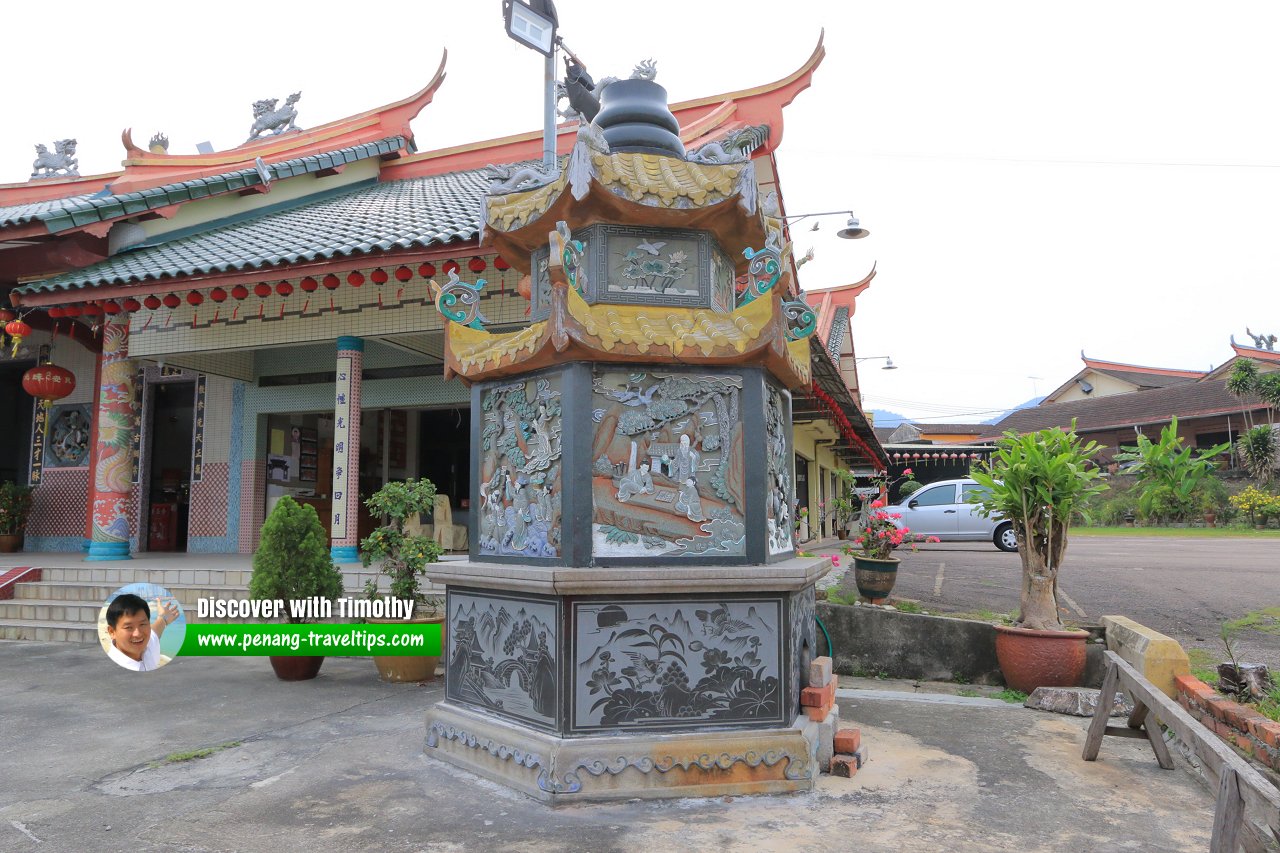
left=29, top=400, right=46, bottom=485
left=131, top=366, right=144, bottom=484
left=191, top=375, right=206, bottom=482
left=331, top=357, right=353, bottom=539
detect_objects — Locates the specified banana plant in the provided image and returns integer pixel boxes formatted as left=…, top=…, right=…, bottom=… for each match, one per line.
left=1112, top=417, right=1230, bottom=521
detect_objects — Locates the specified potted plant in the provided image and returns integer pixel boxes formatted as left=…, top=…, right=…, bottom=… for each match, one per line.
left=360, top=478, right=446, bottom=683
left=249, top=495, right=344, bottom=681
left=839, top=488, right=938, bottom=603
left=0, top=482, right=34, bottom=553
left=969, top=423, right=1108, bottom=693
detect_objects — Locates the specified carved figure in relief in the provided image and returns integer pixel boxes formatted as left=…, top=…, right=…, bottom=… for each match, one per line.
left=666, top=434, right=700, bottom=483
left=616, top=462, right=654, bottom=502
left=675, top=478, right=705, bottom=522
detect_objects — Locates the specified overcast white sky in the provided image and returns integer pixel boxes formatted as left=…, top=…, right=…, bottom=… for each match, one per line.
left=6, top=1, right=1279, bottom=422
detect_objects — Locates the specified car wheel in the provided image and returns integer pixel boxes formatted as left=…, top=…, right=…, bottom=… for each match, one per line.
left=994, top=522, right=1018, bottom=552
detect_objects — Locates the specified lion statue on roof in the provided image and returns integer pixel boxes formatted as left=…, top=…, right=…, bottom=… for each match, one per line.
left=246, top=92, right=302, bottom=142
left=30, top=139, right=79, bottom=179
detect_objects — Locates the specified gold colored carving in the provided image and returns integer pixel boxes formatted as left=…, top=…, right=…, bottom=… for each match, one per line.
left=786, top=337, right=812, bottom=384
left=566, top=286, right=770, bottom=357
left=593, top=152, right=742, bottom=205
left=485, top=170, right=570, bottom=231
left=449, top=321, right=547, bottom=372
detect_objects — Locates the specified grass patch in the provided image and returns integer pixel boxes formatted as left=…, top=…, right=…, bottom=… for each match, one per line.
left=994, top=688, right=1028, bottom=704
left=893, top=600, right=925, bottom=614
left=1224, top=607, right=1280, bottom=636
left=956, top=688, right=981, bottom=698
left=1254, top=688, right=1280, bottom=723
left=935, top=608, right=1015, bottom=625
left=1074, top=526, right=1280, bottom=539
left=825, top=588, right=857, bottom=606
left=1186, top=647, right=1220, bottom=686
left=150, top=741, right=241, bottom=768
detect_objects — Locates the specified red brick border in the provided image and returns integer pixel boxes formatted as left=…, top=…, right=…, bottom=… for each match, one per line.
left=0, top=567, right=41, bottom=600
left=1176, top=674, right=1280, bottom=771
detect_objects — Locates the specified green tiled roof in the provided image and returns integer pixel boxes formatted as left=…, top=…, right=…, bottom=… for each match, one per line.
left=0, top=136, right=404, bottom=233
left=15, top=164, right=490, bottom=295
left=0, top=193, right=103, bottom=228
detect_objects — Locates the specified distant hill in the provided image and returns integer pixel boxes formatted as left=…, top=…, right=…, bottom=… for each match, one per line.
left=984, top=395, right=1045, bottom=425
left=868, top=409, right=909, bottom=428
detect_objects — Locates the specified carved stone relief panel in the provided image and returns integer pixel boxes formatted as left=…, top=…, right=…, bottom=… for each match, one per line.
left=571, top=597, right=785, bottom=733
left=765, top=384, right=794, bottom=556
left=478, top=373, right=563, bottom=559
left=590, top=369, right=745, bottom=558
left=710, top=243, right=735, bottom=313
left=447, top=589, right=560, bottom=731
left=787, top=585, right=817, bottom=719
left=593, top=226, right=714, bottom=308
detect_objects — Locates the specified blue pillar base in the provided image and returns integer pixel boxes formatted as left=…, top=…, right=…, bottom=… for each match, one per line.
left=331, top=545, right=359, bottom=563
left=86, top=541, right=131, bottom=561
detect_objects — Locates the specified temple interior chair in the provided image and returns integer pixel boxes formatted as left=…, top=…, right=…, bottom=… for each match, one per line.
left=432, top=494, right=468, bottom=551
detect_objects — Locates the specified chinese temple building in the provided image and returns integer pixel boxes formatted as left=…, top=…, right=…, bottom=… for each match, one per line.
left=0, top=35, right=884, bottom=569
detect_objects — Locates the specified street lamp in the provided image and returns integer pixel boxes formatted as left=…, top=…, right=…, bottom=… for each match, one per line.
left=780, top=210, right=870, bottom=239
left=856, top=355, right=897, bottom=370
left=502, top=0, right=560, bottom=171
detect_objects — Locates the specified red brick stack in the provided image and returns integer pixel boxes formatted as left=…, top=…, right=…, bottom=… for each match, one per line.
left=804, top=656, right=868, bottom=776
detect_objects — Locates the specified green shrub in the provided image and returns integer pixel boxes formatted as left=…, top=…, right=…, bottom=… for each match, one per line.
left=249, top=496, right=343, bottom=623
left=898, top=480, right=923, bottom=498
left=0, top=481, right=34, bottom=536
left=360, top=478, right=445, bottom=607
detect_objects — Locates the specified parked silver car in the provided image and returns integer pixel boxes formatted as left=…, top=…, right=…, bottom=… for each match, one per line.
left=892, top=478, right=1017, bottom=552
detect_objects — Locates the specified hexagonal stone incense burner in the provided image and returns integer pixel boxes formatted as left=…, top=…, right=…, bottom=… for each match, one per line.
left=424, top=82, right=830, bottom=801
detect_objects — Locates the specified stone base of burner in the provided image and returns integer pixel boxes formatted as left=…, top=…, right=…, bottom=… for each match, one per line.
left=425, top=700, right=820, bottom=802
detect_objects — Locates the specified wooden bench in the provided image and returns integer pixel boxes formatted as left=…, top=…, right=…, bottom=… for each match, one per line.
left=1084, top=650, right=1280, bottom=852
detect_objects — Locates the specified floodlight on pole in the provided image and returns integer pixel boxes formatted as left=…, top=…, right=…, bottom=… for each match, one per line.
left=502, top=0, right=560, bottom=170
left=780, top=209, right=870, bottom=240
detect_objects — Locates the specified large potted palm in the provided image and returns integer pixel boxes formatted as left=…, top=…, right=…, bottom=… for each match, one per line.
left=361, top=478, right=446, bottom=683
left=249, top=496, right=344, bottom=681
left=969, top=423, right=1107, bottom=692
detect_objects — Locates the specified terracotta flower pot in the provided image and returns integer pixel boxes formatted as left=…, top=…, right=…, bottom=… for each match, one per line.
left=370, top=613, right=445, bottom=683
left=0, top=533, right=22, bottom=553
left=852, top=555, right=899, bottom=603
left=993, top=625, right=1089, bottom=693
left=269, top=655, right=325, bottom=681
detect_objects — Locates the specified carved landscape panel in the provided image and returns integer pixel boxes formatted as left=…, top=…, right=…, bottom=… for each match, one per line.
left=590, top=369, right=745, bottom=558
left=477, top=374, right=562, bottom=559
left=765, top=384, right=794, bottom=556
left=571, top=597, right=784, bottom=732
left=447, top=590, right=560, bottom=731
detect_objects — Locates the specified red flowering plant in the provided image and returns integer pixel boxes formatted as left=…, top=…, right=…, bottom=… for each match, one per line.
left=842, top=489, right=939, bottom=560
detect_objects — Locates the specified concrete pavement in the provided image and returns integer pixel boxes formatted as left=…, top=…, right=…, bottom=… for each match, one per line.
left=1, top=640, right=1217, bottom=852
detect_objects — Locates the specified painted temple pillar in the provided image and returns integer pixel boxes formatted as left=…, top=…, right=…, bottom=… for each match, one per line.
left=86, top=316, right=137, bottom=561
left=422, top=71, right=829, bottom=801
left=330, top=336, right=363, bottom=563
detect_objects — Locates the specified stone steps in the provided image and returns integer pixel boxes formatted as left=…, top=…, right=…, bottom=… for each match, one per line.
left=0, top=619, right=100, bottom=643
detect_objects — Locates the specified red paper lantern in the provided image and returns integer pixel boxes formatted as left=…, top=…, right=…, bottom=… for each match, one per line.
left=394, top=265, right=413, bottom=282
left=209, top=288, right=227, bottom=303
left=5, top=319, right=32, bottom=351
left=103, top=301, right=123, bottom=314
left=83, top=303, right=104, bottom=317
left=253, top=283, right=272, bottom=298
left=322, top=274, right=340, bottom=290
left=22, top=363, right=75, bottom=408
left=275, top=281, right=293, bottom=297
left=300, top=277, right=319, bottom=292
left=162, top=294, right=181, bottom=309
left=418, top=262, right=436, bottom=278
left=443, top=260, right=459, bottom=275
left=347, top=271, right=365, bottom=288
left=231, top=284, right=249, bottom=300
left=143, top=296, right=161, bottom=310
left=494, top=257, right=511, bottom=271
left=123, top=298, right=142, bottom=312
left=468, top=257, right=487, bottom=274
left=371, top=268, right=389, bottom=285
left=0, top=309, right=13, bottom=323
left=186, top=291, right=204, bottom=306
left=48, top=307, right=64, bottom=319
